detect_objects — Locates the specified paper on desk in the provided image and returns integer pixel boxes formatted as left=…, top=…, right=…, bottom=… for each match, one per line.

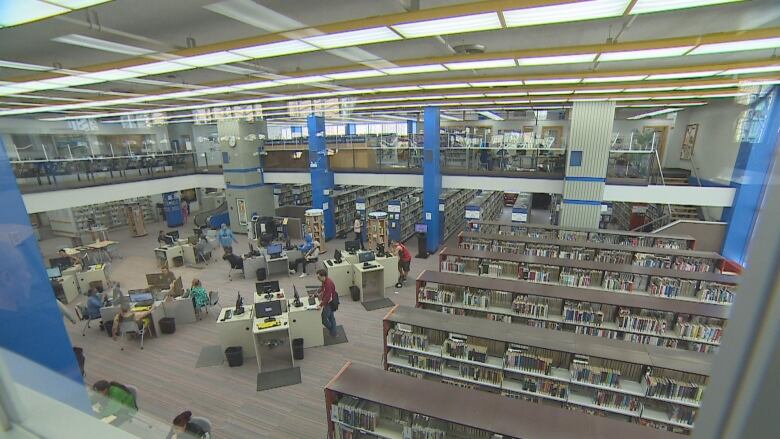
left=101, top=415, right=117, bottom=424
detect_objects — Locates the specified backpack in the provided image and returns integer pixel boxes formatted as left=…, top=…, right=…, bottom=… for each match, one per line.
left=330, top=292, right=340, bottom=311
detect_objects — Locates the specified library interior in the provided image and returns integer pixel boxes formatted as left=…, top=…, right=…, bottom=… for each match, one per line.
left=2, top=1, right=780, bottom=438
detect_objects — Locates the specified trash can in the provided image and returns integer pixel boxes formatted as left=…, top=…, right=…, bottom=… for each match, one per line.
left=173, top=256, right=184, bottom=267
left=292, top=338, right=304, bottom=360
left=350, top=285, right=360, bottom=302
left=225, top=346, right=243, bottom=367
left=159, top=317, right=176, bottom=334
left=104, top=320, right=114, bottom=337
left=256, top=267, right=267, bottom=281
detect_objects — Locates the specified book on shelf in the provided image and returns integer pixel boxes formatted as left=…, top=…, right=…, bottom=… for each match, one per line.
left=504, top=349, right=553, bottom=375
left=575, top=326, right=620, bottom=339
left=602, top=272, right=649, bottom=292
left=589, top=390, right=642, bottom=412
left=388, top=328, right=429, bottom=351
left=511, top=295, right=549, bottom=318
left=333, top=396, right=379, bottom=431
left=570, top=363, right=621, bottom=388
left=563, top=304, right=604, bottom=326
left=697, top=282, right=735, bottom=304
left=559, top=246, right=596, bottom=261
left=455, top=363, right=503, bottom=386
left=509, top=376, right=568, bottom=399
left=644, top=375, right=704, bottom=403
left=596, top=250, right=633, bottom=265
left=673, top=256, right=713, bottom=273
left=634, top=253, right=673, bottom=269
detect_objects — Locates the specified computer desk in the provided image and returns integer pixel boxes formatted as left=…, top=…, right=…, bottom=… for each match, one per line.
left=161, top=296, right=196, bottom=324
left=264, top=252, right=290, bottom=277
left=323, top=259, right=353, bottom=296
left=253, top=289, right=294, bottom=372
left=153, top=245, right=183, bottom=268
left=216, top=304, right=256, bottom=359
left=353, top=263, right=385, bottom=303
left=77, top=264, right=110, bottom=293
left=374, top=254, right=399, bottom=289
left=288, top=296, right=324, bottom=348
left=52, top=274, right=79, bottom=304
left=100, top=300, right=164, bottom=337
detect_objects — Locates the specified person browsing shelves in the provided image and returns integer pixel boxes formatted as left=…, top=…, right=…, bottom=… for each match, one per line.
left=353, top=214, right=364, bottom=250
left=316, top=268, right=338, bottom=337
left=393, top=241, right=412, bottom=287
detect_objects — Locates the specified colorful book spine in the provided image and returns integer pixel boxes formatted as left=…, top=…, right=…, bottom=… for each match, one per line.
left=570, top=364, right=621, bottom=388
left=504, top=351, right=553, bottom=375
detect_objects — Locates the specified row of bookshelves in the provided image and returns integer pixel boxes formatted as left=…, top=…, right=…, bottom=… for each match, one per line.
left=416, top=270, right=726, bottom=353
left=274, top=183, right=311, bottom=207
left=326, top=362, right=676, bottom=439
left=470, top=220, right=696, bottom=250
left=464, top=191, right=504, bottom=229
left=458, top=231, right=724, bottom=274
left=511, top=192, right=531, bottom=223
left=439, top=247, right=737, bottom=306
left=388, top=190, right=423, bottom=243
left=439, top=189, right=477, bottom=241
left=383, top=306, right=710, bottom=434
left=49, top=196, right=157, bottom=237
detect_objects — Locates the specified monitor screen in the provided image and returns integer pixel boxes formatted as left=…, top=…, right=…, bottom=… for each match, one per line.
left=46, top=267, right=61, bottom=278
left=49, top=257, right=72, bottom=270
left=167, top=230, right=180, bottom=241
left=256, top=280, right=280, bottom=294
left=255, top=300, right=283, bottom=318
left=129, top=292, right=154, bottom=303
left=358, top=251, right=375, bottom=263
left=267, top=243, right=282, bottom=255
left=415, top=223, right=428, bottom=233
left=293, top=285, right=300, bottom=300
left=334, top=249, right=342, bottom=261
left=162, top=235, right=175, bottom=246
left=345, top=240, right=360, bottom=252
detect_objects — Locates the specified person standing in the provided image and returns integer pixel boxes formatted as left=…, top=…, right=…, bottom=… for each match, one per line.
left=316, top=269, right=337, bottom=337
left=353, top=214, right=364, bottom=250
left=393, top=241, right=412, bottom=287
left=217, top=223, right=238, bottom=253
left=181, top=201, right=189, bottom=224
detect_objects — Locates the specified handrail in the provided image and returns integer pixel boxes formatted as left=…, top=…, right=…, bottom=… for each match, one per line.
left=10, top=152, right=195, bottom=163
left=652, top=148, right=673, bottom=222
left=631, top=212, right=673, bottom=232
left=689, top=153, right=703, bottom=187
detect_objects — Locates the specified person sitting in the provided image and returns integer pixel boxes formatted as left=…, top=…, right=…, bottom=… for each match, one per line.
left=92, top=380, right=137, bottom=418
left=112, top=303, right=152, bottom=347
left=160, top=265, right=177, bottom=290
left=195, top=236, right=211, bottom=262
left=290, top=240, right=320, bottom=277
left=189, top=279, right=210, bottom=317
left=297, top=233, right=314, bottom=253
left=58, top=248, right=81, bottom=267
left=167, top=411, right=209, bottom=439
left=86, top=288, right=104, bottom=321
left=157, top=231, right=167, bottom=246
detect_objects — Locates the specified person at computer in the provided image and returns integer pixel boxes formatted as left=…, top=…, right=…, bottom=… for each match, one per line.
left=189, top=279, right=210, bottom=317
left=297, top=233, right=314, bottom=253
left=112, top=303, right=153, bottom=343
left=161, top=265, right=177, bottom=289
left=289, top=240, right=320, bottom=277
left=86, top=288, right=104, bottom=321
left=167, top=411, right=209, bottom=439
left=92, top=380, right=137, bottom=418
left=315, top=268, right=338, bottom=337
left=195, top=235, right=210, bottom=262
left=218, top=223, right=238, bottom=253
left=392, top=241, right=413, bottom=286
left=58, top=248, right=81, bottom=267
left=353, top=214, right=364, bottom=250
left=157, top=230, right=168, bottom=246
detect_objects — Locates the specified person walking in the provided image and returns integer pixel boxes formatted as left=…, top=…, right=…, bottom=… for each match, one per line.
left=316, top=268, right=338, bottom=337
left=217, top=223, right=238, bottom=253
left=181, top=201, right=189, bottom=224
left=393, top=241, right=412, bottom=288
left=353, top=214, right=364, bottom=250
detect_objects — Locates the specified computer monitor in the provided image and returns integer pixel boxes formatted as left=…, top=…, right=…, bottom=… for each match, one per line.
left=255, top=280, right=281, bottom=294
left=166, top=230, right=180, bottom=241
left=255, top=300, right=283, bottom=319
left=46, top=266, right=62, bottom=278
left=345, top=240, right=360, bottom=252
left=266, top=243, right=282, bottom=256
left=415, top=223, right=428, bottom=233
left=129, top=292, right=154, bottom=304
left=162, top=235, right=175, bottom=246
left=358, top=251, right=375, bottom=263
left=334, top=249, right=343, bottom=263
left=49, top=256, right=72, bottom=270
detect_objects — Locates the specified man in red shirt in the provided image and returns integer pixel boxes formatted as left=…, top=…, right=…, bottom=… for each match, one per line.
left=316, top=268, right=338, bottom=337
left=393, top=241, right=412, bottom=287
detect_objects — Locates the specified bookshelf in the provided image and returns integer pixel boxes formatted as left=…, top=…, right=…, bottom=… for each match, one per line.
left=125, top=202, right=147, bottom=237
left=464, top=191, right=503, bottom=231
left=418, top=268, right=727, bottom=353
left=49, top=197, right=156, bottom=238
left=470, top=220, right=697, bottom=250
left=550, top=194, right=562, bottom=226
left=331, top=186, right=415, bottom=237
left=613, top=202, right=634, bottom=230
left=367, top=212, right=389, bottom=252
left=275, top=183, right=312, bottom=207
left=326, top=361, right=677, bottom=439
left=388, top=189, right=423, bottom=243
left=511, top=193, right=531, bottom=223
left=458, top=231, right=727, bottom=276
left=439, top=189, right=477, bottom=241
left=383, top=305, right=710, bottom=434
left=305, top=208, right=326, bottom=251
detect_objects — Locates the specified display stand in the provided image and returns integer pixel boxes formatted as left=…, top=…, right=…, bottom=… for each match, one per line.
left=125, top=202, right=147, bottom=237
left=367, top=211, right=388, bottom=252
left=305, top=208, right=325, bottom=252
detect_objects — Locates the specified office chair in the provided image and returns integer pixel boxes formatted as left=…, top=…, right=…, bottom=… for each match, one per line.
left=226, top=259, right=245, bottom=280
left=125, top=384, right=139, bottom=409
left=207, top=290, right=221, bottom=314
left=191, top=416, right=212, bottom=434
left=74, top=305, right=102, bottom=336
left=118, top=319, right=150, bottom=350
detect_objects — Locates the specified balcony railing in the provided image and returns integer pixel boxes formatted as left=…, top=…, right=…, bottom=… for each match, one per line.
left=606, top=150, right=657, bottom=185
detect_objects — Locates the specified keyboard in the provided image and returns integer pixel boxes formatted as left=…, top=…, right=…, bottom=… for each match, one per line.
left=257, top=320, right=281, bottom=329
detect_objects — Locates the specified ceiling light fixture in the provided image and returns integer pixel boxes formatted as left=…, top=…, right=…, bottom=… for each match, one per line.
left=598, top=46, right=694, bottom=61
left=0, top=0, right=67, bottom=27
left=177, top=51, right=249, bottom=67
left=630, top=0, right=743, bottom=14
left=627, top=107, right=683, bottom=120
left=469, top=80, right=524, bottom=87
left=477, top=110, right=504, bottom=120
left=677, top=83, right=738, bottom=90
left=0, top=60, right=54, bottom=71
left=444, top=59, right=516, bottom=70
left=392, top=12, right=502, bottom=38
left=720, top=65, right=780, bottom=75
left=524, top=78, right=581, bottom=85
left=231, top=40, right=318, bottom=59
left=623, top=86, right=678, bottom=92
left=646, top=70, right=721, bottom=80
left=503, top=0, right=630, bottom=27
left=574, top=89, right=623, bottom=93
left=303, top=27, right=402, bottom=49
left=324, top=70, right=386, bottom=80
left=125, top=61, right=193, bottom=75
left=581, top=75, right=648, bottom=83
left=517, top=53, right=597, bottom=66
left=528, top=90, right=573, bottom=95
left=689, top=37, right=780, bottom=55
left=276, top=75, right=332, bottom=85
left=381, top=64, right=447, bottom=75
left=52, top=34, right=154, bottom=56
left=419, top=83, right=471, bottom=90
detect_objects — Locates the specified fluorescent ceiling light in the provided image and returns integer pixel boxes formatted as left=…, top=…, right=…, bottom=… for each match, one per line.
left=125, top=61, right=193, bottom=75
left=582, top=75, right=648, bottom=82
left=177, top=51, right=249, bottom=67
left=485, top=92, right=527, bottom=97
left=720, top=65, right=780, bottom=75
left=517, top=53, right=597, bottom=66
left=0, top=85, right=30, bottom=95
left=80, top=69, right=142, bottom=81
left=233, top=81, right=284, bottom=90
left=444, top=93, right=484, bottom=99
left=627, top=107, right=683, bottom=120
left=571, top=98, right=609, bottom=101
left=528, top=90, right=573, bottom=95
left=677, top=83, right=737, bottom=90
left=303, top=27, right=401, bottom=49
left=740, top=79, right=780, bottom=86
left=41, top=76, right=103, bottom=87
left=0, top=0, right=67, bottom=27
left=574, top=89, right=623, bottom=93
left=697, top=92, right=750, bottom=98
left=276, top=75, right=331, bottom=84
left=419, top=83, right=471, bottom=90
left=392, top=12, right=502, bottom=38
left=231, top=40, right=317, bottom=59
left=598, top=46, right=694, bottom=61
left=444, top=59, right=516, bottom=70
left=649, top=95, right=699, bottom=99
left=372, top=86, right=420, bottom=93
left=382, top=64, right=447, bottom=75
left=469, top=80, right=524, bottom=87
left=496, top=100, right=529, bottom=104
left=440, top=114, right=462, bottom=121
left=690, top=37, right=780, bottom=56
left=46, top=1, right=113, bottom=7
left=531, top=99, right=568, bottom=103
left=0, top=60, right=53, bottom=71
left=647, top=70, right=721, bottom=80
left=525, top=78, right=581, bottom=85
left=324, top=70, right=385, bottom=80
left=631, top=0, right=744, bottom=14
left=478, top=110, right=504, bottom=121
left=52, top=34, right=154, bottom=56
left=503, top=0, right=630, bottom=27
left=624, top=86, right=678, bottom=92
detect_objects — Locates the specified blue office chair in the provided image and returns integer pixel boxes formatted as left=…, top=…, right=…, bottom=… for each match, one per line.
left=74, top=305, right=102, bottom=336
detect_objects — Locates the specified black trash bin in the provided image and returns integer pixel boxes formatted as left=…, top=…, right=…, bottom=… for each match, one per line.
left=225, top=346, right=243, bottom=367
left=159, top=317, right=176, bottom=334
left=292, top=338, right=304, bottom=360
left=173, top=256, right=184, bottom=267
left=104, top=320, right=114, bottom=337
left=350, top=285, right=360, bottom=302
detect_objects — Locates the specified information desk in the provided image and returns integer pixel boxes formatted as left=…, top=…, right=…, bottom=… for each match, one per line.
left=77, top=264, right=110, bottom=293
left=374, top=255, right=399, bottom=289
left=154, top=245, right=183, bottom=268
left=288, top=296, right=324, bottom=348
left=253, top=290, right=294, bottom=372
left=216, top=304, right=256, bottom=359
left=323, top=259, right=353, bottom=296
left=353, top=263, right=385, bottom=303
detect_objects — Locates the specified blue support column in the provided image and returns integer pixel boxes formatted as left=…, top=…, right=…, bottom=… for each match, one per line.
left=346, top=123, right=357, bottom=136
left=308, top=114, right=335, bottom=239
left=422, top=106, right=442, bottom=253
left=721, top=87, right=780, bottom=266
left=162, top=192, right=183, bottom=227
left=0, top=137, right=90, bottom=411
left=407, top=120, right=416, bottom=137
